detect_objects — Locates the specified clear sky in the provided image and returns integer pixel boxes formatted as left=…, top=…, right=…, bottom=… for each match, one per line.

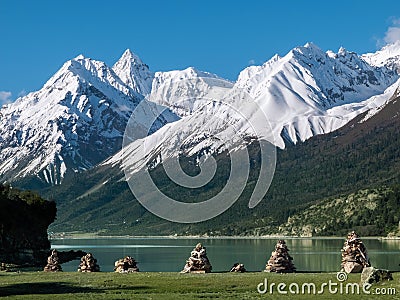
left=1, top=0, right=400, bottom=104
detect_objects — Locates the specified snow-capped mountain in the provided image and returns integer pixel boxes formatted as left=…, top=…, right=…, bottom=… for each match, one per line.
left=105, top=42, right=400, bottom=179
left=112, top=49, right=154, bottom=96
left=235, top=42, right=398, bottom=145
left=2, top=42, right=400, bottom=187
left=0, top=53, right=177, bottom=184
left=361, top=41, right=400, bottom=71
left=148, top=67, right=233, bottom=117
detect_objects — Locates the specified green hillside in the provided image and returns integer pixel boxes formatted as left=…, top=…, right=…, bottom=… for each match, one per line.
left=272, top=186, right=400, bottom=237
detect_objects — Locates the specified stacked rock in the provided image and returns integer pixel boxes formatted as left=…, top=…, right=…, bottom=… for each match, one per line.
left=265, top=240, right=296, bottom=273
left=44, top=249, right=62, bottom=272
left=341, top=231, right=370, bottom=273
left=77, top=253, right=100, bottom=272
left=114, top=256, right=139, bottom=273
left=230, top=263, right=246, bottom=273
left=181, top=243, right=212, bottom=273
left=0, top=263, right=6, bottom=271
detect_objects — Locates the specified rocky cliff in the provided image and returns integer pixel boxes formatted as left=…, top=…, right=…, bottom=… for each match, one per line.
left=0, top=184, right=56, bottom=266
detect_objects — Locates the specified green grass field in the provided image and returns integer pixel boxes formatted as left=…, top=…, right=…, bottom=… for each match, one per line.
left=1, top=271, right=399, bottom=299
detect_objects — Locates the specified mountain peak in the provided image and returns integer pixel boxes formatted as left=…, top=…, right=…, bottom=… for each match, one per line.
left=362, top=41, right=400, bottom=71
left=41, top=54, right=134, bottom=100
left=290, top=42, right=324, bottom=58
left=304, top=42, right=319, bottom=49
left=112, top=49, right=154, bottom=96
left=120, top=49, right=143, bottom=65
left=379, top=40, right=400, bottom=55
left=74, top=54, right=86, bottom=60
left=338, top=46, right=347, bottom=55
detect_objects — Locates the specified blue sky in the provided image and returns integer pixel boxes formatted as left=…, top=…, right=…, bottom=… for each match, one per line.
left=1, top=0, right=400, bottom=104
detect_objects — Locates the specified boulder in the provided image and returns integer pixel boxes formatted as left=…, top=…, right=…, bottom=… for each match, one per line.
left=361, top=267, right=393, bottom=285
left=230, top=263, right=246, bottom=273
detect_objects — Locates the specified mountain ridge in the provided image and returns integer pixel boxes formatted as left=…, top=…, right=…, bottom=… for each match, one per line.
left=0, top=52, right=177, bottom=185
left=1, top=42, right=399, bottom=189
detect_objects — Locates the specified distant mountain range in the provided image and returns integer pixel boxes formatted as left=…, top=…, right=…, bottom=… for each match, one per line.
left=2, top=41, right=400, bottom=235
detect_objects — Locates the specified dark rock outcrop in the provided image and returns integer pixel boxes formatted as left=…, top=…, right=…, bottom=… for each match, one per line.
left=57, top=250, right=87, bottom=264
left=0, top=185, right=56, bottom=267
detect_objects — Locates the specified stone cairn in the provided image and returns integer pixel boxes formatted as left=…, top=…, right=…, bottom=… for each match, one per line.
left=230, top=263, right=246, bottom=273
left=0, top=263, right=7, bottom=271
left=181, top=243, right=212, bottom=273
left=265, top=240, right=296, bottom=273
left=77, top=253, right=100, bottom=272
left=340, top=231, right=370, bottom=273
left=44, top=249, right=62, bottom=272
left=114, top=256, right=139, bottom=273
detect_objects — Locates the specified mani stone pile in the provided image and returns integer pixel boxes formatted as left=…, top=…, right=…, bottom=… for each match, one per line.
left=265, top=240, right=296, bottom=273
left=341, top=231, right=370, bottom=273
left=114, top=256, right=139, bottom=273
left=181, top=243, right=212, bottom=273
left=43, top=249, right=62, bottom=272
left=78, top=253, right=100, bottom=272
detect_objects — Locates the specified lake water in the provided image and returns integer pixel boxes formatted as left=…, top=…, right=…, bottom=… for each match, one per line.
left=51, top=237, right=400, bottom=272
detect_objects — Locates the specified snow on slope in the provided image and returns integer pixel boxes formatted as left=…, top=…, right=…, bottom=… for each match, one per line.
left=112, top=49, right=154, bottom=96
left=2, top=42, right=400, bottom=185
left=236, top=43, right=398, bottom=144
left=361, top=41, right=400, bottom=71
left=106, top=84, right=275, bottom=175
left=0, top=54, right=177, bottom=184
left=148, top=67, right=233, bottom=117
left=355, top=78, right=400, bottom=123
left=107, top=77, right=400, bottom=179
left=105, top=42, right=400, bottom=178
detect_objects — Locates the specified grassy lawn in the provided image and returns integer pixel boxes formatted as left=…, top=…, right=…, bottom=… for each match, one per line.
left=0, top=271, right=399, bottom=299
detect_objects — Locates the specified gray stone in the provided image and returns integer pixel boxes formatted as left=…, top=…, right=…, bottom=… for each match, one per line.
left=361, top=267, right=393, bottom=285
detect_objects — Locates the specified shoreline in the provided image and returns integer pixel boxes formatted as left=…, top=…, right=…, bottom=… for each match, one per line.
left=48, top=232, right=400, bottom=240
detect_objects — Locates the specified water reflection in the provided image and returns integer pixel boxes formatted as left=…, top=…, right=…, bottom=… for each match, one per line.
left=51, top=238, right=400, bottom=272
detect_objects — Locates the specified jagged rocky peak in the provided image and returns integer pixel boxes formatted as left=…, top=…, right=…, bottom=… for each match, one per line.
left=112, top=49, right=154, bottom=96
left=119, top=49, right=144, bottom=65
left=288, top=42, right=329, bottom=63
left=44, top=53, right=133, bottom=100
left=295, top=41, right=323, bottom=53
left=0, top=50, right=177, bottom=185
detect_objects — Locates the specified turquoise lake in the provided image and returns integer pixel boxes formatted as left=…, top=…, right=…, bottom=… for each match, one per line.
left=51, top=237, right=400, bottom=272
